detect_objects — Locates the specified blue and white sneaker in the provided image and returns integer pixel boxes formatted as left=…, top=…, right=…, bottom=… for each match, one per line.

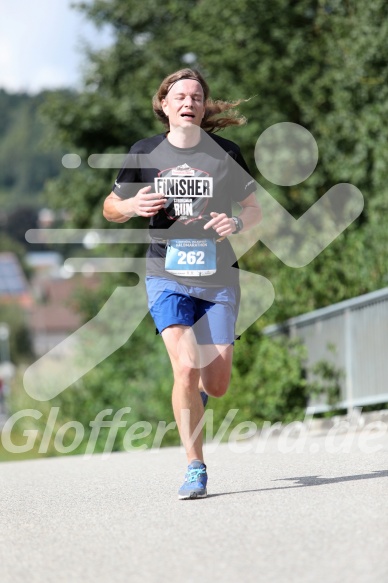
left=178, top=460, right=208, bottom=500
left=200, top=391, right=209, bottom=407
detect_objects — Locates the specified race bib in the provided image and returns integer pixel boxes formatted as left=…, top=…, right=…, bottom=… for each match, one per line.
left=165, top=239, right=217, bottom=276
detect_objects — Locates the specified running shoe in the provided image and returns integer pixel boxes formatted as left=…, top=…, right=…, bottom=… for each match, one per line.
left=178, top=460, right=208, bottom=500
left=200, top=391, right=209, bottom=407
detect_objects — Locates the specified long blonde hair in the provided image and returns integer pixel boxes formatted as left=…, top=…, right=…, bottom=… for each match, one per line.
left=152, top=68, right=247, bottom=133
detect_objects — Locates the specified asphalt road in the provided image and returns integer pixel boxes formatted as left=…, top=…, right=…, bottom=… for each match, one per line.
left=1, top=425, right=387, bottom=583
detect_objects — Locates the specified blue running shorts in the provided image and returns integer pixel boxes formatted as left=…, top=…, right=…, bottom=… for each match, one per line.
left=145, top=276, right=240, bottom=345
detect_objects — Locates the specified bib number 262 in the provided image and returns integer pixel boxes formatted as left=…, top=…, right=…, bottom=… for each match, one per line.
left=177, top=250, right=205, bottom=265
left=165, top=238, right=217, bottom=276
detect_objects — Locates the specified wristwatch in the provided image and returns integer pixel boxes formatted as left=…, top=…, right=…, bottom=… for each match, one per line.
left=231, top=216, right=243, bottom=234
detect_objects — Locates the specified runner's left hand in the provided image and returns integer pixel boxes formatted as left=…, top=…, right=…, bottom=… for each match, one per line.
left=203, top=212, right=236, bottom=236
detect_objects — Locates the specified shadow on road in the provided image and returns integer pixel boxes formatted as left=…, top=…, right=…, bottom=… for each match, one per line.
left=207, top=469, right=388, bottom=498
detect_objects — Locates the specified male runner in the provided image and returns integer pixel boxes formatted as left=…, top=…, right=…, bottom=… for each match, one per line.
left=103, top=68, right=262, bottom=499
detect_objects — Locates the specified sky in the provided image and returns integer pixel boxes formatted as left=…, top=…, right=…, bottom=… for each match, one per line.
left=0, top=0, right=113, bottom=93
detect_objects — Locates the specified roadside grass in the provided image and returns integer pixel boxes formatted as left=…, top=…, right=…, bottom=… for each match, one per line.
left=0, top=434, right=43, bottom=462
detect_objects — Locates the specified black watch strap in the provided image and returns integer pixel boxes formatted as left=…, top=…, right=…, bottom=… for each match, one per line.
left=231, top=216, right=243, bottom=234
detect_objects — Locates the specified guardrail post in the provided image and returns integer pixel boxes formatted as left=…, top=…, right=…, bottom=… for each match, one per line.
left=344, top=308, right=353, bottom=414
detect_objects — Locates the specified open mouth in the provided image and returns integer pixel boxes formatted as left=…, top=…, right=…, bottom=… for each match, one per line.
left=181, top=113, right=195, bottom=119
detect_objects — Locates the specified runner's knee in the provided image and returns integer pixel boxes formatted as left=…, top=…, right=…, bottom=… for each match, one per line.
left=173, top=364, right=200, bottom=390
left=203, top=381, right=229, bottom=398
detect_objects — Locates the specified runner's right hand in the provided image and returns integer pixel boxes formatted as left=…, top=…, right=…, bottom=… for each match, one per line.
left=132, top=186, right=166, bottom=217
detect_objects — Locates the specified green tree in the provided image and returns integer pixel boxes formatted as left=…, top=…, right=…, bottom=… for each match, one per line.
left=0, top=89, right=65, bottom=209
left=42, top=0, right=387, bottom=292
left=0, top=304, right=33, bottom=365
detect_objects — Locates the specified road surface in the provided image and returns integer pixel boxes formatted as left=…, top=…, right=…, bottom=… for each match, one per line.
left=1, top=423, right=387, bottom=583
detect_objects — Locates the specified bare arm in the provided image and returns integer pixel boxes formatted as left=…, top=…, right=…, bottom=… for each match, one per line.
left=236, top=192, right=262, bottom=232
left=203, top=192, right=262, bottom=237
left=103, top=186, right=166, bottom=223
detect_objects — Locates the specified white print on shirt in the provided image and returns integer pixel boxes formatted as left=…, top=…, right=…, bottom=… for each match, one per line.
left=154, top=176, right=213, bottom=197
left=154, top=164, right=213, bottom=222
left=174, top=201, right=193, bottom=216
left=171, top=163, right=195, bottom=176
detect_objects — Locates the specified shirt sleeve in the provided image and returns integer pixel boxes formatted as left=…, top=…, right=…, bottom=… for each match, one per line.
left=230, top=148, right=257, bottom=203
left=112, top=149, right=142, bottom=199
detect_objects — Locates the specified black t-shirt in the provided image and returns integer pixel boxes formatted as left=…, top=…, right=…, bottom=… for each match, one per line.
left=113, top=131, right=255, bottom=287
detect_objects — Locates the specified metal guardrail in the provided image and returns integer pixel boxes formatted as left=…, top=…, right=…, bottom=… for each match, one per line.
left=264, top=287, right=388, bottom=413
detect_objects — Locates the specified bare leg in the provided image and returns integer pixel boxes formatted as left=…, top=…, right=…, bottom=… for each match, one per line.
left=162, top=325, right=204, bottom=462
left=198, top=344, right=234, bottom=398
left=161, top=325, right=234, bottom=463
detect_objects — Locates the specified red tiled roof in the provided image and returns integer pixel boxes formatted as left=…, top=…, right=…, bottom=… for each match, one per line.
left=29, top=304, right=82, bottom=332
left=29, top=274, right=101, bottom=333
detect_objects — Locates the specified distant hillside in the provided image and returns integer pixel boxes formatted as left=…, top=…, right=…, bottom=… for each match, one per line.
left=0, top=89, right=66, bottom=210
